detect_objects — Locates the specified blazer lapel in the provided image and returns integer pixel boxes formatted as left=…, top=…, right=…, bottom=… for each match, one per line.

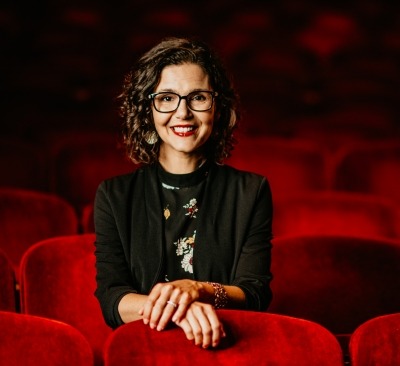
left=131, top=164, right=165, bottom=291
left=193, top=164, right=225, bottom=280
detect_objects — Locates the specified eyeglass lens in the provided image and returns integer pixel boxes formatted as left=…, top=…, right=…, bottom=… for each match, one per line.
left=153, top=91, right=215, bottom=112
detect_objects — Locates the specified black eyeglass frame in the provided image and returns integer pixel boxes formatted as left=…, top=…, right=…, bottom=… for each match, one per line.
left=148, top=90, right=218, bottom=113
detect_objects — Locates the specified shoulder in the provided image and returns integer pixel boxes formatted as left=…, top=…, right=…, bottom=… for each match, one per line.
left=213, top=163, right=268, bottom=185
left=96, top=164, right=156, bottom=198
left=210, top=163, right=271, bottom=197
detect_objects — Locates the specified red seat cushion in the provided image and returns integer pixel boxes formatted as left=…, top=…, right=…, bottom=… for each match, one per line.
left=349, top=313, right=400, bottom=366
left=0, top=311, right=93, bottom=366
left=104, top=309, right=343, bottom=366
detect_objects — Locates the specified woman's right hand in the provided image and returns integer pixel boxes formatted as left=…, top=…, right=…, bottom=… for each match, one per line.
left=174, top=301, right=226, bottom=349
left=139, top=280, right=209, bottom=331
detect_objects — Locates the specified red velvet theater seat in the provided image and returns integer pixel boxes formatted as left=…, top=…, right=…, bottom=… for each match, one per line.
left=0, top=311, right=93, bottom=366
left=273, top=191, right=400, bottom=239
left=333, top=141, right=400, bottom=203
left=19, top=234, right=111, bottom=366
left=349, top=313, right=400, bottom=366
left=289, top=105, right=396, bottom=155
left=81, top=202, right=95, bottom=233
left=269, top=235, right=400, bottom=354
left=226, top=136, right=329, bottom=198
left=49, top=131, right=139, bottom=213
left=104, top=309, right=343, bottom=366
left=0, top=188, right=78, bottom=277
left=0, top=248, right=16, bottom=312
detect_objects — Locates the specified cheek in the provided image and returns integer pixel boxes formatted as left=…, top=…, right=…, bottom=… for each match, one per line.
left=204, top=110, right=216, bottom=126
left=152, top=112, right=169, bottom=128
left=203, top=120, right=215, bottom=140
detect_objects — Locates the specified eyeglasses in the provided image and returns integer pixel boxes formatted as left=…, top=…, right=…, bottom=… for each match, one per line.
left=148, top=90, right=218, bottom=113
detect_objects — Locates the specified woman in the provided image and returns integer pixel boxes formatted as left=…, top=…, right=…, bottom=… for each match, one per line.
left=94, top=37, right=273, bottom=349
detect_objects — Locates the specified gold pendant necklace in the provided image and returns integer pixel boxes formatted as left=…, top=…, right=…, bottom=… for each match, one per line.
left=164, top=205, right=170, bottom=220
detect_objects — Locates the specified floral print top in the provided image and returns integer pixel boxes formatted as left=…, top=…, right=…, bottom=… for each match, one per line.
left=158, top=162, right=209, bottom=282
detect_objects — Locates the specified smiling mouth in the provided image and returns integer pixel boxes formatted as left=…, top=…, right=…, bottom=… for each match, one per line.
left=171, top=126, right=197, bottom=137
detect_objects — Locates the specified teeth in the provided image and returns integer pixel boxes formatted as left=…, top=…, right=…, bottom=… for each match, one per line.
left=173, top=126, right=194, bottom=133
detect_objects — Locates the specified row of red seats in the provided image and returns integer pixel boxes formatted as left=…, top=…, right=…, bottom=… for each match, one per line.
left=227, top=135, right=400, bottom=203
left=83, top=190, right=400, bottom=239
left=1, top=186, right=400, bottom=283
left=0, top=133, right=138, bottom=213
left=1, top=234, right=400, bottom=365
left=2, top=308, right=400, bottom=365
left=2, top=134, right=400, bottom=212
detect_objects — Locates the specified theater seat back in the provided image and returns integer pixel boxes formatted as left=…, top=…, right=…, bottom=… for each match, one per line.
left=19, top=234, right=111, bottom=366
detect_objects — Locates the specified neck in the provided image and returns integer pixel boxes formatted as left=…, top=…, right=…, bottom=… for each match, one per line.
left=158, top=153, right=206, bottom=174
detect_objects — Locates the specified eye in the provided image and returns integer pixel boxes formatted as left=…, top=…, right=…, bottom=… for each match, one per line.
left=156, top=93, right=177, bottom=102
left=190, top=92, right=208, bottom=102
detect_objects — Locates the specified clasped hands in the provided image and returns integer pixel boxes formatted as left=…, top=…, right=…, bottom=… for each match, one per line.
left=139, top=279, right=226, bottom=348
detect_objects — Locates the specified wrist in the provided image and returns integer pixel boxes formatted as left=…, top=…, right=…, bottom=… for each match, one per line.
left=198, top=282, right=215, bottom=304
left=206, top=282, right=228, bottom=309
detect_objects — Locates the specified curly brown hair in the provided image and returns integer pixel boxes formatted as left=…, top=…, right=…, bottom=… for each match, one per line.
left=119, top=37, right=240, bottom=165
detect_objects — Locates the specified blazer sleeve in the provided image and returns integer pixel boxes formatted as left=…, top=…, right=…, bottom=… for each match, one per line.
left=93, top=180, right=137, bottom=329
left=231, top=176, right=273, bottom=311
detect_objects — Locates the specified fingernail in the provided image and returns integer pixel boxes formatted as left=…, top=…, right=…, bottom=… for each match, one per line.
left=143, top=318, right=149, bottom=325
left=150, top=323, right=156, bottom=329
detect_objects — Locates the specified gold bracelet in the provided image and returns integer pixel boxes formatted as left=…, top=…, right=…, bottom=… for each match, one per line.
left=206, top=282, right=228, bottom=309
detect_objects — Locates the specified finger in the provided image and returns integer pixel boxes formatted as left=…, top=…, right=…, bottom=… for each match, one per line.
left=147, top=295, right=171, bottom=329
left=142, top=284, right=172, bottom=327
left=186, top=309, right=203, bottom=347
left=192, top=306, right=214, bottom=349
left=141, top=298, right=155, bottom=325
left=206, top=309, right=224, bottom=347
left=176, top=318, right=195, bottom=342
left=172, top=291, right=191, bottom=323
left=221, top=323, right=226, bottom=338
left=156, top=299, right=178, bottom=331
left=141, top=284, right=161, bottom=324
left=193, top=304, right=224, bottom=348
left=148, top=284, right=178, bottom=329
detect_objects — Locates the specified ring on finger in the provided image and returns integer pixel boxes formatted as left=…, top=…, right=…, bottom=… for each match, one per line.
left=166, top=300, right=178, bottom=308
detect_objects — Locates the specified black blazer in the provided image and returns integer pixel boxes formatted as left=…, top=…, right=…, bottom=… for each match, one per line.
left=94, top=163, right=273, bottom=328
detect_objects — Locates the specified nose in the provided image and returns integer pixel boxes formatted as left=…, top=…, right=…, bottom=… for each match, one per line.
left=174, top=97, right=192, bottom=119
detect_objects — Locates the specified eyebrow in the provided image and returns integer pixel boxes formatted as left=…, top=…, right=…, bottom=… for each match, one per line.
left=155, top=88, right=211, bottom=94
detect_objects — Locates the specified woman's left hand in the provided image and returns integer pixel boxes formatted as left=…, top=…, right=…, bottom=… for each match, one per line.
left=139, top=279, right=206, bottom=331
left=174, top=301, right=226, bottom=348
